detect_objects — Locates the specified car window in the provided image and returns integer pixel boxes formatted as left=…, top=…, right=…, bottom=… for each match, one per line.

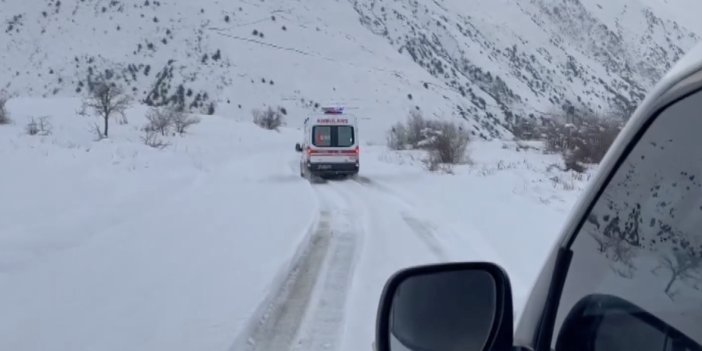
left=552, top=88, right=702, bottom=350
left=313, top=126, right=332, bottom=147
left=337, top=126, right=354, bottom=147
left=312, top=126, right=354, bottom=147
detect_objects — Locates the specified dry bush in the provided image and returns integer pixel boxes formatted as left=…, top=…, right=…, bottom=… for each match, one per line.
left=172, top=110, right=201, bottom=134
left=145, top=107, right=173, bottom=136
left=422, top=121, right=470, bottom=164
left=387, top=121, right=408, bottom=150
left=510, top=116, right=540, bottom=140
left=25, top=119, right=38, bottom=135
left=387, top=110, right=430, bottom=150
left=541, top=116, right=622, bottom=172
left=387, top=110, right=470, bottom=169
left=253, top=107, right=283, bottom=130
left=406, top=109, right=428, bottom=148
left=141, top=128, right=169, bottom=149
left=0, top=96, right=9, bottom=125
left=25, top=116, right=52, bottom=136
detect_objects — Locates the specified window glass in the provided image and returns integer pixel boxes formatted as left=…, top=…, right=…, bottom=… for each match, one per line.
left=313, top=126, right=331, bottom=147
left=312, top=126, right=354, bottom=147
left=337, top=126, right=354, bottom=147
left=553, top=89, right=702, bottom=350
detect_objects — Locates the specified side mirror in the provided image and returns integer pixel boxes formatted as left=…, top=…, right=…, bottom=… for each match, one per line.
left=556, top=294, right=702, bottom=351
left=376, top=263, right=513, bottom=351
left=295, top=143, right=303, bottom=152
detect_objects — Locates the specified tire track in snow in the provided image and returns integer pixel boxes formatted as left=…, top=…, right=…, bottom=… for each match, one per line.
left=354, top=176, right=506, bottom=264
left=231, top=183, right=361, bottom=351
left=353, top=177, right=450, bottom=261
left=399, top=213, right=450, bottom=262
left=231, top=209, right=333, bottom=351
left=292, top=182, right=362, bottom=351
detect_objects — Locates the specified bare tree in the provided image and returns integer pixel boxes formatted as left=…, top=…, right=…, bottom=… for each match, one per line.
left=84, top=82, right=131, bottom=138
left=659, top=248, right=702, bottom=297
left=145, top=107, right=173, bottom=136
left=91, top=123, right=106, bottom=141
left=253, top=107, right=283, bottom=130
left=0, top=95, right=10, bottom=125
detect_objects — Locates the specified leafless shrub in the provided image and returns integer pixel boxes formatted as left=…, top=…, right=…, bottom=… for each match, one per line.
left=423, top=153, right=454, bottom=173
left=83, top=81, right=131, bottom=138
left=387, top=110, right=428, bottom=149
left=0, top=96, right=9, bottom=125
left=541, top=116, right=622, bottom=173
left=25, top=116, right=52, bottom=136
left=145, top=107, right=173, bottom=136
left=387, top=110, right=470, bottom=169
left=38, top=117, right=52, bottom=135
left=141, top=128, right=169, bottom=149
left=172, top=110, right=201, bottom=134
left=510, top=116, right=541, bottom=140
left=422, top=121, right=471, bottom=164
left=387, top=121, right=408, bottom=150
left=25, top=119, right=39, bottom=135
left=253, top=107, right=283, bottom=130
left=406, top=109, right=428, bottom=148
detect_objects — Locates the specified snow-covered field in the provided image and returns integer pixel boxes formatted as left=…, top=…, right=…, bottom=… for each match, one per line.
left=0, top=100, right=591, bottom=351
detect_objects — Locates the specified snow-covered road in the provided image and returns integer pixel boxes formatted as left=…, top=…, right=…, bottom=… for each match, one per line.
left=0, top=100, right=589, bottom=351
left=233, top=174, right=460, bottom=351
left=232, top=165, right=582, bottom=351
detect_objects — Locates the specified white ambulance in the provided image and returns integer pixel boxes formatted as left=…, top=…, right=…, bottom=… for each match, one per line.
left=295, top=107, right=359, bottom=178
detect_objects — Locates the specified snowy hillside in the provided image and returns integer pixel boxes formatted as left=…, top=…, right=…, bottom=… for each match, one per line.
left=0, top=0, right=476, bottom=142
left=2, top=0, right=701, bottom=142
left=349, top=0, right=701, bottom=128
left=0, top=100, right=589, bottom=351
left=3, top=1, right=701, bottom=351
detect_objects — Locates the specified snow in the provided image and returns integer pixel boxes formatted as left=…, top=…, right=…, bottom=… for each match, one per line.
left=338, top=142, right=589, bottom=351
left=0, top=99, right=318, bottom=351
left=0, top=99, right=591, bottom=351
left=3, top=0, right=700, bottom=144
left=2, top=1, right=701, bottom=349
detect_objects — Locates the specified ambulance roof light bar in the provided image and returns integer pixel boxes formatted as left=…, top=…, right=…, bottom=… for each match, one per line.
left=321, top=106, right=344, bottom=115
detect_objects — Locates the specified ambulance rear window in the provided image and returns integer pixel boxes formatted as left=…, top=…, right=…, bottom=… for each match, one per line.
left=313, top=126, right=354, bottom=147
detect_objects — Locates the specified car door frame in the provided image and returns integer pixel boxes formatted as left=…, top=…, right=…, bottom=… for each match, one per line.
left=515, top=56, right=702, bottom=351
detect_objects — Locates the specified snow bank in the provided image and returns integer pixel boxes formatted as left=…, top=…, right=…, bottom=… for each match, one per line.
left=1, top=98, right=591, bottom=351
left=0, top=99, right=317, bottom=351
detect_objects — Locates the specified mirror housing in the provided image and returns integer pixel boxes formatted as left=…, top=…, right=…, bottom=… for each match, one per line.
left=295, top=143, right=303, bottom=152
left=375, top=262, right=513, bottom=351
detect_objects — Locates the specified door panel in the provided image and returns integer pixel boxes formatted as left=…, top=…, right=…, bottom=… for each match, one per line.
left=551, top=89, right=702, bottom=350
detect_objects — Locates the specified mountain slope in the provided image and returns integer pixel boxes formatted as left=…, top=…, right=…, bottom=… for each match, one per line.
left=1, top=0, right=700, bottom=141
left=349, top=0, right=701, bottom=126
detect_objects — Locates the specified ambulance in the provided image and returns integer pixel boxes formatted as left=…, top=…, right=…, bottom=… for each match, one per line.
left=295, top=107, right=359, bottom=178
